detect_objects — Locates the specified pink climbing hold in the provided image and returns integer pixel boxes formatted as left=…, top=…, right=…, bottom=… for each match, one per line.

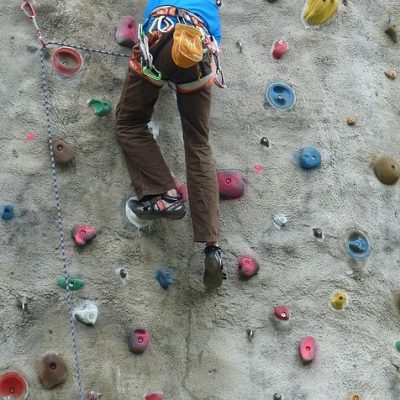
left=238, top=256, right=260, bottom=278
left=144, top=391, right=164, bottom=400
left=115, top=16, right=138, bottom=48
left=217, top=170, right=245, bottom=199
left=272, top=40, right=288, bottom=59
left=173, top=177, right=189, bottom=202
left=128, top=328, right=150, bottom=354
left=25, top=131, right=37, bottom=141
left=274, top=306, right=290, bottom=321
left=299, top=336, right=316, bottom=363
left=72, top=225, right=97, bottom=246
left=254, top=164, right=264, bottom=174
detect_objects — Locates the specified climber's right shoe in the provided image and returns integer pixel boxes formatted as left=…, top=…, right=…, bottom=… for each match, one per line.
left=203, top=245, right=226, bottom=290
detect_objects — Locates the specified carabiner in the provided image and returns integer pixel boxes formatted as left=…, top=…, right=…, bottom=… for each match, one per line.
left=20, top=1, right=36, bottom=19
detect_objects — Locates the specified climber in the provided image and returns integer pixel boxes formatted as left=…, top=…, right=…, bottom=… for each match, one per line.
left=116, top=0, right=226, bottom=289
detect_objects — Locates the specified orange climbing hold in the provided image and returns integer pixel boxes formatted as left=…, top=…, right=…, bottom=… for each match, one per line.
left=38, top=352, right=67, bottom=389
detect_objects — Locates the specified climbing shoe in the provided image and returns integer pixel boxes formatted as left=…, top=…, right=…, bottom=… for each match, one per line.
left=131, top=193, right=186, bottom=220
left=203, top=245, right=226, bottom=290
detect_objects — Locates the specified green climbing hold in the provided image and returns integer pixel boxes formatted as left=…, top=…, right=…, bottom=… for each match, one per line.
left=88, top=98, right=112, bottom=116
left=395, top=340, right=400, bottom=352
left=56, top=276, right=85, bottom=291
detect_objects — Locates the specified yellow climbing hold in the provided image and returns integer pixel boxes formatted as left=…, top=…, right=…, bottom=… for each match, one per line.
left=303, top=0, right=339, bottom=26
left=330, top=290, right=348, bottom=310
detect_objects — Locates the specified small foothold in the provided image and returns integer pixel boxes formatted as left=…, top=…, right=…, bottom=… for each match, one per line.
left=51, top=46, right=83, bottom=76
left=274, top=306, right=291, bottom=321
left=17, top=296, right=28, bottom=311
left=303, top=0, right=339, bottom=25
left=1, top=204, right=15, bottom=220
left=119, top=268, right=128, bottom=278
left=144, top=392, right=164, bottom=400
left=39, top=352, right=67, bottom=389
left=373, top=155, right=400, bottom=185
left=313, top=228, right=323, bottom=238
left=115, top=16, right=138, bottom=48
left=273, top=394, right=284, bottom=400
left=345, top=229, right=371, bottom=260
left=236, top=40, right=243, bottom=53
left=272, top=40, right=288, bottom=59
left=330, top=290, right=348, bottom=310
left=297, top=147, right=321, bottom=169
left=396, top=341, right=400, bottom=352
left=72, top=225, right=97, bottom=246
left=385, top=70, right=397, bottom=80
left=238, top=256, right=260, bottom=279
left=0, top=371, right=29, bottom=399
left=155, top=267, right=173, bottom=289
left=56, top=276, right=85, bottom=291
left=217, top=170, right=245, bottom=199
left=25, top=131, right=37, bottom=141
left=273, top=213, right=287, bottom=226
left=73, top=302, right=98, bottom=326
left=148, top=120, right=160, bottom=139
left=260, top=137, right=270, bottom=147
left=128, top=328, right=150, bottom=354
left=87, top=391, right=103, bottom=400
left=299, top=336, right=316, bottom=363
left=266, top=0, right=278, bottom=3
left=349, top=395, right=361, bottom=400
left=246, top=329, right=255, bottom=340
left=346, top=116, right=357, bottom=125
left=265, top=82, right=296, bottom=109
left=52, top=138, right=74, bottom=163
left=88, top=98, right=112, bottom=116
left=385, top=14, right=398, bottom=43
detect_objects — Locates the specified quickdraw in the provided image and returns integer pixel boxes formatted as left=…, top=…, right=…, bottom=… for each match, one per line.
left=137, top=24, right=162, bottom=81
left=20, top=1, right=46, bottom=46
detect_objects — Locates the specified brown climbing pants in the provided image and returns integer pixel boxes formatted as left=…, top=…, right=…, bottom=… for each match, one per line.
left=116, top=31, right=219, bottom=243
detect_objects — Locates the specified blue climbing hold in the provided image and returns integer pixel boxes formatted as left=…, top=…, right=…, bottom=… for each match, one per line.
left=1, top=204, right=14, bottom=220
left=298, top=147, right=321, bottom=169
left=345, top=229, right=371, bottom=260
left=155, top=267, right=173, bottom=289
left=265, top=82, right=296, bottom=109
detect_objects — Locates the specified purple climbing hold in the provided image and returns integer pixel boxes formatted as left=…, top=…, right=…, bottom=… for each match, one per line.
left=115, top=16, right=138, bottom=48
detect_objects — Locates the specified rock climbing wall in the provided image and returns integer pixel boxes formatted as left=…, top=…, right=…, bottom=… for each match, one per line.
left=2, top=0, right=400, bottom=399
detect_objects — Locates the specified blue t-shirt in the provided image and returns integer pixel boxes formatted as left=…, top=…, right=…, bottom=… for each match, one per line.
left=144, top=0, right=222, bottom=44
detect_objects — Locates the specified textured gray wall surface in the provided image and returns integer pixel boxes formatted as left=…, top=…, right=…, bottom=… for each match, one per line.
left=1, top=0, right=400, bottom=399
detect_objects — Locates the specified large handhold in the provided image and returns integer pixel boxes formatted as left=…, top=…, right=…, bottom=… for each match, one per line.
left=38, top=352, right=67, bottom=389
left=217, top=170, right=245, bottom=200
left=52, top=138, right=74, bottom=164
left=265, top=82, right=296, bottom=109
left=299, top=336, right=316, bottom=363
left=0, top=371, right=29, bottom=399
left=115, top=16, right=138, bottom=48
left=128, top=328, right=150, bottom=354
left=144, top=392, right=164, bottom=400
left=72, top=225, right=97, bottom=246
left=73, top=302, right=98, bottom=326
left=373, top=155, right=400, bottom=185
left=57, top=276, right=85, bottom=291
left=88, top=99, right=112, bottom=116
left=51, top=47, right=83, bottom=76
left=303, top=0, right=339, bottom=26
left=297, top=147, right=321, bottom=169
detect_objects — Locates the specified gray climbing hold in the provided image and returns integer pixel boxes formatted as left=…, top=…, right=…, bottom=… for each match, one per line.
left=273, top=213, right=287, bottom=226
left=73, top=302, right=98, bottom=326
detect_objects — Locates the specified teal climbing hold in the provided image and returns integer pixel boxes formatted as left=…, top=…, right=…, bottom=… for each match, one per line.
left=56, top=276, right=85, bottom=291
left=396, top=341, right=400, bottom=352
left=88, top=98, right=112, bottom=116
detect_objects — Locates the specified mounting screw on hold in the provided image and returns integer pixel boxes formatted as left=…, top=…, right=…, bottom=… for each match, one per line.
left=273, top=393, right=283, bottom=400
left=260, top=137, right=270, bottom=147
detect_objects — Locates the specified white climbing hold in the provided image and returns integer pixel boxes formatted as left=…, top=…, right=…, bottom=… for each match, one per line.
left=73, top=301, right=98, bottom=326
left=148, top=121, right=160, bottom=139
left=273, top=213, right=288, bottom=226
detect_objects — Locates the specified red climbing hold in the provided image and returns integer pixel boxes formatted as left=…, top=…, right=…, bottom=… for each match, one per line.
left=272, top=40, right=288, bottom=59
left=72, top=225, right=97, bottom=246
left=51, top=47, right=83, bottom=76
left=25, top=132, right=36, bottom=141
left=217, top=170, right=245, bottom=199
left=144, top=391, right=164, bottom=400
left=238, top=256, right=260, bottom=278
left=0, top=371, right=28, bottom=398
left=274, top=306, right=290, bottom=321
left=299, top=336, right=316, bottom=363
left=173, top=177, right=189, bottom=202
left=128, top=328, right=150, bottom=354
left=115, top=16, right=138, bottom=48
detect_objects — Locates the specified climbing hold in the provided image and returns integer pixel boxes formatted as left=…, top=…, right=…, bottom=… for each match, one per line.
left=72, top=225, right=97, bottom=246
left=295, top=146, right=321, bottom=169
left=217, top=170, right=245, bottom=199
left=330, top=290, right=348, bottom=310
left=148, top=120, right=160, bottom=139
left=238, top=256, right=260, bottom=279
left=155, top=267, right=173, bottom=289
left=274, top=306, right=290, bottom=321
left=73, top=302, right=98, bottom=326
left=51, top=46, right=83, bottom=76
left=396, top=341, right=400, bottom=352
left=260, top=137, right=270, bottom=147
left=265, top=82, right=296, bottom=109
left=115, top=16, right=138, bottom=48
left=373, top=155, right=400, bottom=185
left=385, top=70, right=397, bottom=80
left=303, top=0, right=339, bottom=26
left=128, top=328, right=150, bottom=354
left=313, top=228, right=323, bottom=239
left=346, top=116, right=357, bottom=126
left=126, top=196, right=152, bottom=229
left=272, top=40, right=288, bottom=59
left=266, top=0, right=278, bottom=3
left=273, top=394, right=284, bottom=400
left=87, top=391, right=103, bottom=400
left=56, top=276, right=85, bottom=291
left=88, top=99, right=112, bottom=116
left=385, top=14, right=397, bottom=43
left=119, top=267, right=128, bottom=278
left=349, top=395, right=361, bottom=400
left=52, top=138, right=74, bottom=164
left=25, top=131, right=37, bottom=141
left=345, top=229, right=371, bottom=260
left=1, top=204, right=15, bottom=220
left=39, top=352, right=67, bottom=389
left=299, top=336, right=316, bottom=363
left=273, top=213, right=287, bottom=227
left=0, top=371, right=29, bottom=399
left=254, top=164, right=264, bottom=174
left=246, top=329, right=255, bottom=341
left=236, top=40, right=243, bottom=53
left=144, top=392, right=164, bottom=400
